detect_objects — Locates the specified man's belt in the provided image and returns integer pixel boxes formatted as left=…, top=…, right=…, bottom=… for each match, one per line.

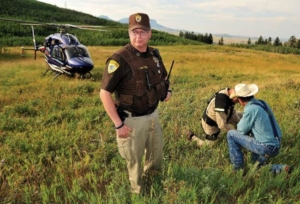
left=202, top=110, right=217, bottom=127
left=123, top=109, right=155, bottom=117
left=117, top=107, right=156, bottom=121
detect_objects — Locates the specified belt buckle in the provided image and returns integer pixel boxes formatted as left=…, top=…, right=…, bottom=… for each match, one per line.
left=123, top=110, right=133, bottom=117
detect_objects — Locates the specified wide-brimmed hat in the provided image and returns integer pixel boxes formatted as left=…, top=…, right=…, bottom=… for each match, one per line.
left=128, top=13, right=151, bottom=31
left=230, top=83, right=259, bottom=99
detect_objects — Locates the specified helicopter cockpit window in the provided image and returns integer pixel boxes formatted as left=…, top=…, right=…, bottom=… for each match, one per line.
left=52, top=46, right=65, bottom=61
left=77, top=46, right=91, bottom=57
left=51, top=40, right=60, bottom=45
left=64, top=46, right=91, bottom=60
left=62, top=34, right=79, bottom=45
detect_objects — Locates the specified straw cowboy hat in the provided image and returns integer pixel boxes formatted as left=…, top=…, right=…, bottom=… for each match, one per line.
left=230, top=83, right=259, bottom=99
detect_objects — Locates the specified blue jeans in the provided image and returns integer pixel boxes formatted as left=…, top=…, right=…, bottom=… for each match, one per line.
left=227, top=130, right=285, bottom=173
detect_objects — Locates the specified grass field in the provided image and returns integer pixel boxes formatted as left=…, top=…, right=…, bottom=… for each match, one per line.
left=1, top=45, right=300, bottom=203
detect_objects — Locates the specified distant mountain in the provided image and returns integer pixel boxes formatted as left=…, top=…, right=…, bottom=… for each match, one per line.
left=98, top=15, right=288, bottom=43
left=99, top=16, right=252, bottom=43
left=98, top=15, right=181, bottom=34
left=118, top=17, right=180, bottom=34
left=98, top=15, right=113, bottom=21
left=100, top=16, right=255, bottom=38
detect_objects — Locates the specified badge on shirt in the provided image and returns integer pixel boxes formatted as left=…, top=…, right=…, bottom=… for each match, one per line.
left=153, top=56, right=160, bottom=68
left=108, top=60, right=119, bottom=74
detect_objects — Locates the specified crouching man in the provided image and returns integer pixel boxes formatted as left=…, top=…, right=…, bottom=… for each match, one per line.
left=227, top=83, right=292, bottom=174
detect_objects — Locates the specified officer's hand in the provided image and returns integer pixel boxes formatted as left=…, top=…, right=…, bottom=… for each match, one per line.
left=164, top=91, right=172, bottom=102
left=117, top=125, right=132, bottom=138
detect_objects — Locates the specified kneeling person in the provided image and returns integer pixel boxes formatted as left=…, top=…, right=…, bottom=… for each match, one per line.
left=188, top=87, right=242, bottom=146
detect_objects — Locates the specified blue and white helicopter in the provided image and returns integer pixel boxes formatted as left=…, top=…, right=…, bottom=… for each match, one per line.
left=0, top=17, right=105, bottom=80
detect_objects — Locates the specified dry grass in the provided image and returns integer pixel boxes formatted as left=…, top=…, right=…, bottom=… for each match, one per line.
left=1, top=45, right=300, bottom=203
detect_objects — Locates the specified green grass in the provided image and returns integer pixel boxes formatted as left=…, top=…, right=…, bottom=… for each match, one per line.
left=0, top=46, right=300, bottom=203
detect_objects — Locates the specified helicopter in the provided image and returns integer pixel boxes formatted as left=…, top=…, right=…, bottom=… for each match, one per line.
left=0, top=17, right=106, bottom=80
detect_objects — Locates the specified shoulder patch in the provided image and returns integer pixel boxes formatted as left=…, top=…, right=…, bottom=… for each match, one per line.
left=108, top=60, right=120, bottom=74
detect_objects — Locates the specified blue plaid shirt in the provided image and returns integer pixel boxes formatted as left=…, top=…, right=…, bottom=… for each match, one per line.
left=237, top=98, right=281, bottom=147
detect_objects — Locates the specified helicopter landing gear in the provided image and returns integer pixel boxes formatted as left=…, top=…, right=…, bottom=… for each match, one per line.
left=42, top=68, right=51, bottom=76
left=87, top=72, right=95, bottom=81
left=41, top=68, right=62, bottom=81
left=53, top=73, right=62, bottom=81
left=78, top=72, right=92, bottom=80
left=86, top=72, right=92, bottom=78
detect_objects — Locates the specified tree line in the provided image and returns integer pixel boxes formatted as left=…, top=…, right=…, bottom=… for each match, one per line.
left=178, top=30, right=300, bottom=54
left=253, top=35, right=300, bottom=48
left=229, top=35, right=300, bottom=54
left=179, top=31, right=213, bottom=44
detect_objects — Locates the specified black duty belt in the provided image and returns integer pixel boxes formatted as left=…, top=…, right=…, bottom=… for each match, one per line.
left=124, top=109, right=155, bottom=117
left=202, top=110, right=217, bottom=127
left=117, top=107, right=156, bottom=121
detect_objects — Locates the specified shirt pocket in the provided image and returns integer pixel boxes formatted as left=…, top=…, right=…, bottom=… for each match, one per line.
left=120, top=94, right=133, bottom=106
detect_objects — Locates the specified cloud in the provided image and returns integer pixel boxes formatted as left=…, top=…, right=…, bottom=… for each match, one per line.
left=37, top=0, right=300, bottom=39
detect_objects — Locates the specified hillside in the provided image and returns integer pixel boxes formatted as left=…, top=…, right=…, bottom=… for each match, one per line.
left=0, top=0, right=119, bottom=26
left=0, top=0, right=202, bottom=47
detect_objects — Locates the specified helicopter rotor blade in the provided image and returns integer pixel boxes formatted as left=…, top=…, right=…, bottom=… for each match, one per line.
left=76, top=25, right=105, bottom=28
left=64, top=24, right=80, bottom=28
left=76, top=25, right=107, bottom=31
left=61, top=24, right=107, bottom=31
left=0, top=17, right=108, bottom=32
left=20, top=23, right=49, bottom=26
left=78, top=27, right=107, bottom=31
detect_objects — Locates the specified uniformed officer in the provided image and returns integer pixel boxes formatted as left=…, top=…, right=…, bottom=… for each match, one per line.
left=187, top=87, right=242, bottom=146
left=100, top=12, right=172, bottom=194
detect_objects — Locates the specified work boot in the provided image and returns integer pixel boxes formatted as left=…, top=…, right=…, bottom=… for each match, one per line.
left=284, top=165, right=293, bottom=174
left=270, top=164, right=293, bottom=175
left=186, top=130, right=194, bottom=141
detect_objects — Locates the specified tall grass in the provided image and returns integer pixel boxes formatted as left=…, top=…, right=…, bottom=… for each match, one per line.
left=0, top=46, right=300, bottom=203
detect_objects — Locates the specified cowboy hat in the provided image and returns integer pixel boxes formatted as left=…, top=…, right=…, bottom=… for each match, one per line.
left=230, top=83, right=259, bottom=99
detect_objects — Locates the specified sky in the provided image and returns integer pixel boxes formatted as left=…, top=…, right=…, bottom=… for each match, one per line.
left=37, top=0, right=299, bottom=40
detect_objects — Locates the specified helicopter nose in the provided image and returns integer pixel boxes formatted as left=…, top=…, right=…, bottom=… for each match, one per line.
left=68, top=57, right=94, bottom=73
left=69, top=57, right=93, bottom=66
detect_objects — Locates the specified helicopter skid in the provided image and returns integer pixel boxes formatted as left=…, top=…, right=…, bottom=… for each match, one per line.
left=43, top=63, right=92, bottom=80
left=75, top=72, right=93, bottom=79
left=42, top=63, right=73, bottom=80
left=48, top=64, right=73, bottom=75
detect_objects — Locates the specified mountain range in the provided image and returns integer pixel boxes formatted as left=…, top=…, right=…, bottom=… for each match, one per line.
left=99, top=15, right=180, bottom=34
left=98, top=15, right=262, bottom=44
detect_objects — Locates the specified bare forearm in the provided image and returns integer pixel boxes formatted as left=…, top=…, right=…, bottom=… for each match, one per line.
left=99, top=89, right=122, bottom=127
left=216, top=112, right=231, bottom=130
